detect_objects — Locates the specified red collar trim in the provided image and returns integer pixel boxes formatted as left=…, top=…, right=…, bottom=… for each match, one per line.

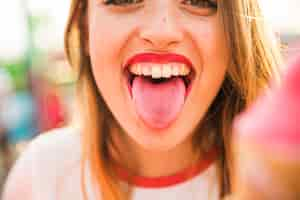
left=112, top=147, right=219, bottom=188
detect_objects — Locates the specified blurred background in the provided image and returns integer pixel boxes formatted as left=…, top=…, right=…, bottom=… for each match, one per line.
left=0, top=0, right=300, bottom=194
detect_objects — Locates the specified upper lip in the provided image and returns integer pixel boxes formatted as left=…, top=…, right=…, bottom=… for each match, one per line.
left=123, top=52, right=194, bottom=70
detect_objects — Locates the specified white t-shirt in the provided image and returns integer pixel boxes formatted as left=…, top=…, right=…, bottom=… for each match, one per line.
left=3, top=126, right=220, bottom=200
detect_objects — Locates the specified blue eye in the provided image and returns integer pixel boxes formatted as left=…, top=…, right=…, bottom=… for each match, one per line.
left=103, top=0, right=143, bottom=6
left=182, top=0, right=218, bottom=9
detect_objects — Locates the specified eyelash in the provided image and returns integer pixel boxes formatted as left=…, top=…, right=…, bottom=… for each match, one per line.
left=103, top=0, right=143, bottom=6
left=102, top=0, right=218, bottom=10
left=182, top=0, right=217, bottom=9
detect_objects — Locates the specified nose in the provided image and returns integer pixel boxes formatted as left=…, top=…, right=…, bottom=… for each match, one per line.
left=139, top=8, right=184, bottom=51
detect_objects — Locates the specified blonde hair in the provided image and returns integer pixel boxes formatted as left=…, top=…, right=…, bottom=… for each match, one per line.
left=64, top=0, right=282, bottom=199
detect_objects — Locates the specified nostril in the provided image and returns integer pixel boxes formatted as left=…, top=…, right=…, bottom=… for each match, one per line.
left=139, top=20, right=184, bottom=49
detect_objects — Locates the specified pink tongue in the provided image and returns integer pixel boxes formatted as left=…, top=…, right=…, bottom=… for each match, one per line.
left=132, top=76, right=186, bottom=129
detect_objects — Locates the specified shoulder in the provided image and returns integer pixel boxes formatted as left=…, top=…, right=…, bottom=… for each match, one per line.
left=29, top=125, right=82, bottom=160
left=26, top=125, right=83, bottom=181
left=2, top=126, right=84, bottom=200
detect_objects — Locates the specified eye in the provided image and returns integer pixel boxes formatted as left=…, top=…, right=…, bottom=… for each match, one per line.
left=182, top=0, right=218, bottom=10
left=103, top=0, right=143, bottom=6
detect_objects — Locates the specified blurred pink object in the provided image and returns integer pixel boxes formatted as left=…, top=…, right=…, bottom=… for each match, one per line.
left=234, top=54, right=300, bottom=157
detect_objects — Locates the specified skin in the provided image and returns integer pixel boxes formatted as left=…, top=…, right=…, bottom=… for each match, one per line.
left=87, top=0, right=228, bottom=177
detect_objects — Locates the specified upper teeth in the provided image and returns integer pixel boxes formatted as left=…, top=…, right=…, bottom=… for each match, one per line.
left=129, top=63, right=191, bottom=79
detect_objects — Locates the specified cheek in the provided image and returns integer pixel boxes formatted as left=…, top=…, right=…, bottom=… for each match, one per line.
left=193, top=19, right=228, bottom=82
left=181, top=14, right=229, bottom=77
left=184, top=17, right=228, bottom=115
left=87, top=9, right=140, bottom=124
left=88, top=8, right=139, bottom=68
left=88, top=11, right=134, bottom=94
left=88, top=16, right=123, bottom=72
left=192, top=20, right=227, bottom=70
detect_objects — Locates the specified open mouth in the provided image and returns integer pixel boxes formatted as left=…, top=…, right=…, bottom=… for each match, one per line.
left=122, top=52, right=197, bottom=130
left=125, top=63, right=195, bottom=97
left=123, top=62, right=196, bottom=130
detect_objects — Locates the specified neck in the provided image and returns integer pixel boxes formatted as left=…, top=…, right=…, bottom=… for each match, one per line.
left=109, top=127, right=202, bottom=178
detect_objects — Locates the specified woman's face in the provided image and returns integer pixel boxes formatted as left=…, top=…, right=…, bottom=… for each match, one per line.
left=88, top=0, right=229, bottom=151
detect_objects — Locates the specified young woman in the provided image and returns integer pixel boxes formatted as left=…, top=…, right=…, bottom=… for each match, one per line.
left=4, top=0, right=299, bottom=200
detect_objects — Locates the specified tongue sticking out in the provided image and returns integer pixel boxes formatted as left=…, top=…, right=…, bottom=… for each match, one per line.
left=132, top=76, right=186, bottom=129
